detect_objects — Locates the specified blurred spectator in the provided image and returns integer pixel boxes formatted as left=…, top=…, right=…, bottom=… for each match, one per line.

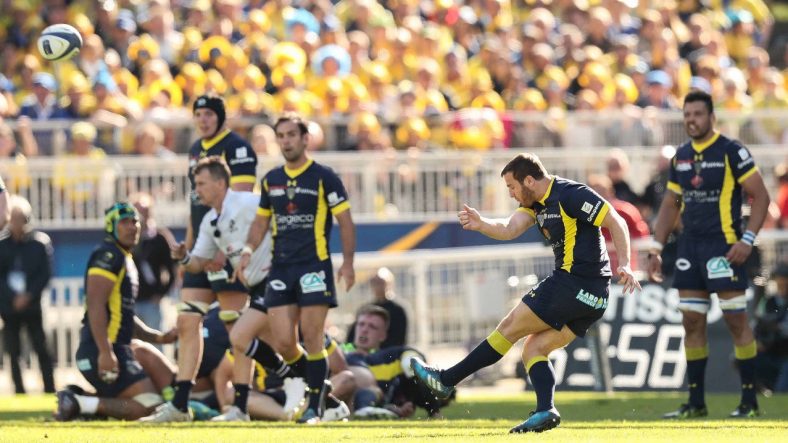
left=638, top=70, right=678, bottom=109
left=606, top=148, right=640, bottom=205
left=346, top=267, right=409, bottom=348
left=752, top=69, right=788, bottom=144
left=342, top=111, right=389, bottom=151
left=775, top=162, right=788, bottom=230
left=0, top=119, right=36, bottom=194
left=0, top=195, right=55, bottom=394
left=588, top=174, right=650, bottom=271
left=754, top=263, right=788, bottom=393
left=52, top=122, right=114, bottom=217
left=134, top=122, right=175, bottom=158
left=130, top=192, right=176, bottom=333
left=249, top=123, right=280, bottom=158
left=640, top=145, right=677, bottom=222
left=18, top=73, right=63, bottom=155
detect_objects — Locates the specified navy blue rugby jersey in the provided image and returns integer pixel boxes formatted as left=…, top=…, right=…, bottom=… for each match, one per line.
left=257, top=159, right=350, bottom=265
left=667, top=132, right=758, bottom=243
left=187, top=129, right=257, bottom=232
left=80, top=238, right=139, bottom=346
left=523, top=177, right=612, bottom=278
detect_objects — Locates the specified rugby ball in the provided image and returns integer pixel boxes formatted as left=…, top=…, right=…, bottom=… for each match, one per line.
left=37, top=24, right=83, bottom=61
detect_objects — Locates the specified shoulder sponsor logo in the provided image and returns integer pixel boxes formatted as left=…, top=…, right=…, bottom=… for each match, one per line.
left=269, top=279, right=287, bottom=291
left=737, top=157, right=754, bottom=169
left=235, top=147, right=247, bottom=158
left=586, top=201, right=602, bottom=222
left=300, top=271, right=327, bottom=294
left=706, top=257, right=733, bottom=279
left=738, top=148, right=749, bottom=160
left=581, top=202, right=594, bottom=214
left=676, top=258, right=691, bottom=271
left=327, top=191, right=343, bottom=205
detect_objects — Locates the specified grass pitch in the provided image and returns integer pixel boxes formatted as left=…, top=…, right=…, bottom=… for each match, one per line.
left=0, top=391, right=786, bottom=442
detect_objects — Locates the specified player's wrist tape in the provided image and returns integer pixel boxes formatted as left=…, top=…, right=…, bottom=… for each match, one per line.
left=241, top=245, right=253, bottom=256
left=741, top=230, right=756, bottom=246
left=647, top=240, right=664, bottom=255
left=180, top=252, right=192, bottom=265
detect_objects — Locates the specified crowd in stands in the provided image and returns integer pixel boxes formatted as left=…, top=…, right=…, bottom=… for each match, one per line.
left=0, top=0, right=785, bottom=157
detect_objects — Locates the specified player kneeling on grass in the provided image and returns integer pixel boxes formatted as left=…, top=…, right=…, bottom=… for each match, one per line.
left=55, top=203, right=178, bottom=421
left=343, top=305, right=449, bottom=420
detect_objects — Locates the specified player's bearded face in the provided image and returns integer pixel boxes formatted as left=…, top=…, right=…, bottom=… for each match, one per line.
left=276, top=121, right=309, bottom=162
left=683, top=101, right=713, bottom=140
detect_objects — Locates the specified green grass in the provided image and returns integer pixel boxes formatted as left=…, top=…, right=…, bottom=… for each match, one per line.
left=0, top=391, right=786, bottom=442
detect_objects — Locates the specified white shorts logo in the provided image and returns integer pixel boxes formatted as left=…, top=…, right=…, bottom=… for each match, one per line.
left=269, top=279, right=287, bottom=291
left=300, top=271, right=327, bottom=294
left=581, top=202, right=593, bottom=213
left=77, top=358, right=92, bottom=371
left=206, top=269, right=229, bottom=281
left=706, top=256, right=733, bottom=279
left=676, top=258, right=692, bottom=271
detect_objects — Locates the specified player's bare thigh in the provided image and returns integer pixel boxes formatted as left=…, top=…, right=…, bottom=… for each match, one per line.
left=496, top=301, right=553, bottom=344
left=522, top=326, right=576, bottom=362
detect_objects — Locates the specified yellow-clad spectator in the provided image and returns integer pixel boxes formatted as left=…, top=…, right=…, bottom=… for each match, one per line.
left=745, top=47, right=770, bottom=99
left=752, top=68, right=788, bottom=143
left=441, top=47, right=471, bottom=109
left=394, top=117, right=431, bottom=150
left=449, top=108, right=505, bottom=151
left=52, top=122, right=114, bottom=217
left=0, top=119, right=36, bottom=193
left=343, top=111, right=390, bottom=151
left=719, top=67, right=753, bottom=112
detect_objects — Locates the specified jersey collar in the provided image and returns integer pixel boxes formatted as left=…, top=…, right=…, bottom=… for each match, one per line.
left=284, top=158, right=314, bottom=179
left=201, top=128, right=231, bottom=150
left=537, top=176, right=555, bottom=205
left=691, top=131, right=720, bottom=153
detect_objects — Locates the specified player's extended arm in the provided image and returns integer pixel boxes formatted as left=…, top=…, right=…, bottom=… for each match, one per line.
left=459, top=204, right=534, bottom=240
left=245, top=213, right=271, bottom=251
left=86, top=274, right=115, bottom=355
left=335, top=209, right=356, bottom=291
left=726, top=170, right=771, bottom=265
left=231, top=182, right=254, bottom=192
left=647, top=190, right=682, bottom=282
left=170, top=241, right=210, bottom=274
left=184, top=220, right=195, bottom=251
left=601, top=207, right=641, bottom=294
left=133, top=316, right=175, bottom=344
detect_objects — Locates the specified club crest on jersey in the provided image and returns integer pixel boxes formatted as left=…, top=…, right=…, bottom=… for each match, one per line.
left=286, top=201, right=298, bottom=214
left=706, top=257, right=733, bottom=279
left=691, top=175, right=703, bottom=188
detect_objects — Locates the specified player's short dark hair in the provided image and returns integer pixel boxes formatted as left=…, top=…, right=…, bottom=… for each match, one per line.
left=193, top=155, right=231, bottom=187
left=501, top=153, right=548, bottom=182
left=273, top=112, right=309, bottom=136
left=683, top=90, right=714, bottom=114
left=357, top=304, right=390, bottom=329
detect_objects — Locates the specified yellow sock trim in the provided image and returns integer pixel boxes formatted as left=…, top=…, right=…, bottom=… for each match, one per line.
left=486, top=330, right=513, bottom=356
left=285, top=346, right=304, bottom=365
left=734, top=341, right=757, bottom=360
left=306, top=349, right=328, bottom=361
left=526, top=356, right=549, bottom=373
left=685, top=345, right=709, bottom=361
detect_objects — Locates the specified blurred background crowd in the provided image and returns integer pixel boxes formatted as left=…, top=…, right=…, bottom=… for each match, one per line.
left=0, top=0, right=786, bottom=157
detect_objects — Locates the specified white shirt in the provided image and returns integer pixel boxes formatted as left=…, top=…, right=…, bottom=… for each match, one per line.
left=193, top=190, right=272, bottom=287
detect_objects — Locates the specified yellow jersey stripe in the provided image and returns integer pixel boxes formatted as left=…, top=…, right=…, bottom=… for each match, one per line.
left=330, top=201, right=351, bottom=215
left=230, top=175, right=257, bottom=185
left=592, top=202, right=610, bottom=227
left=691, top=131, right=720, bottom=153
left=559, top=204, right=577, bottom=272
left=538, top=177, right=555, bottom=205
left=88, top=267, right=119, bottom=282
left=720, top=156, right=737, bottom=244
left=284, top=158, right=314, bottom=179
left=257, top=207, right=271, bottom=216
left=517, top=207, right=536, bottom=218
left=315, top=180, right=329, bottom=260
left=736, top=166, right=758, bottom=184
left=526, top=355, right=549, bottom=372
left=107, top=267, right=126, bottom=342
left=369, top=360, right=403, bottom=382
left=201, top=128, right=231, bottom=150
left=667, top=181, right=682, bottom=194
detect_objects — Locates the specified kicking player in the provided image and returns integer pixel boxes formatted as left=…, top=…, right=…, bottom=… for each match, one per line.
left=142, top=96, right=258, bottom=421
left=55, top=203, right=177, bottom=421
left=238, top=112, right=356, bottom=424
left=648, top=90, right=770, bottom=419
left=410, top=153, right=640, bottom=433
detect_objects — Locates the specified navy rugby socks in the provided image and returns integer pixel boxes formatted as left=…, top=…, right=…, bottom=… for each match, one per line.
left=685, top=345, right=708, bottom=407
left=735, top=342, right=758, bottom=407
left=246, top=338, right=292, bottom=378
left=526, top=357, right=556, bottom=412
left=305, top=349, right=329, bottom=413
left=172, top=380, right=194, bottom=412
left=233, top=384, right=250, bottom=413
left=441, top=330, right=513, bottom=387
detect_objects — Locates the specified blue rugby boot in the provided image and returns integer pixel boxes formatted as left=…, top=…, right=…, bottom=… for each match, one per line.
left=509, top=408, right=561, bottom=433
left=410, top=357, right=455, bottom=400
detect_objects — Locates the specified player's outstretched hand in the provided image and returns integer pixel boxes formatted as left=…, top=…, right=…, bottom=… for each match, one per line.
left=159, top=327, right=178, bottom=344
left=205, top=250, right=225, bottom=272
left=337, top=262, right=355, bottom=291
left=458, top=204, right=482, bottom=231
left=646, top=253, right=663, bottom=283
left=170, top=242, right=187, bottom=261
left=725, top=241, right=752, bottom=266
left=233, top=252, right=251, bottom=286
left=617, top=264, right=641, bottom=294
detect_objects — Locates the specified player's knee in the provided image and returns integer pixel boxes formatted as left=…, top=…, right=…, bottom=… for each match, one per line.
left=271, top=334, right=297, bottom=354
left=229, top=326, right=253, bottom=353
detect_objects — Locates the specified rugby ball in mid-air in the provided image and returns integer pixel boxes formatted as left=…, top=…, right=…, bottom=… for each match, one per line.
left=37, top=24, right=83, bottom=61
